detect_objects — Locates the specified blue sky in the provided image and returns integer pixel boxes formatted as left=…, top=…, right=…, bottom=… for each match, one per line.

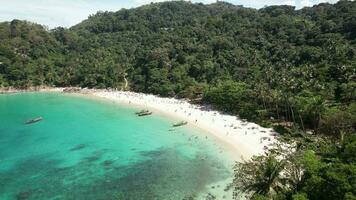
left=0, top=0, right=339, bottom=28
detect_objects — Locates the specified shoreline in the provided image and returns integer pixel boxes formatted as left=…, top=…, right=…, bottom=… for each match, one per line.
left=91, top=90, right=277, bottom=160
left=82, top=92, right=242, bottom=161
left=0, top=86, right=65, bottom=94
left=1, top=87, right=277, bottom=160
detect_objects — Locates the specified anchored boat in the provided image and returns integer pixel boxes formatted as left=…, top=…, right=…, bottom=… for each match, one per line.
left=172, top=121, right=188, bottom=127
left=135, top=110, right=149, bottom=115
left=25, top=117, right=43, bottom=125
left=136, top=110, right=152, bottom=117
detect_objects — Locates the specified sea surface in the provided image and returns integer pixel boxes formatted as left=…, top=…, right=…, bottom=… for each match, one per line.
left=0, top=92, right=236, bottom=200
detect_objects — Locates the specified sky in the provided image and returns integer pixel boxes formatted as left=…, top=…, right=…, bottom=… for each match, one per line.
left=0, top=0, right=340, bottom=28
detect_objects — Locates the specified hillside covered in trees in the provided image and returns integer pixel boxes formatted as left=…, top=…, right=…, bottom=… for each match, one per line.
left=0, top=1, right=355, bottom=199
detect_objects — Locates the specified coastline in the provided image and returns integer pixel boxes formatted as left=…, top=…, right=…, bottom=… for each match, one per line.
left=1, top=87, right=277, bottom=160
left=91, top=90, right=277, bottom=160
left=0, top=86, right=64, bottom=94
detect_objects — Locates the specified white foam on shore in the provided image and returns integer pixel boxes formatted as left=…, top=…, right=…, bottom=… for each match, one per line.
left=92, top=90, right=277, bottom=160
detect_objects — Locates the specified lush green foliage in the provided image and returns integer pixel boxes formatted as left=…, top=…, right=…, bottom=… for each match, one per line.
left=0, top=1, right=354, bottom=130
left=234, top=134, right=356, bottom=200
left=0, top=1, right=355, bottom=199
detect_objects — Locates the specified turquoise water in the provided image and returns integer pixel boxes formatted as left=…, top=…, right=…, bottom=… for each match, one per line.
left=0, top=92, right=234, bottom=200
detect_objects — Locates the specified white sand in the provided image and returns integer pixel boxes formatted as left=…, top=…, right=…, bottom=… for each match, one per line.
left=1, top=87, right=277, bottom=160
left=0, top=86, right=64, bottom=94
left=92, top=90, right=277, bottom=160
left=2, top=87, right=275, bottom=199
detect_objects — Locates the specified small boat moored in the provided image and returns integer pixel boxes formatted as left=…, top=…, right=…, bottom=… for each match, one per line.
left=25, top=117, right=43, bottom=125
left=136, top=110, right=152, bottom=117
left=135, top=109, right=149, bottom=115
left=172, top=121, right=188, bottom=127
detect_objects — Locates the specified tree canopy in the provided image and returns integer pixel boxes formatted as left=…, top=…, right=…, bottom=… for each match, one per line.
left=0, top=1, right=355, bottom=199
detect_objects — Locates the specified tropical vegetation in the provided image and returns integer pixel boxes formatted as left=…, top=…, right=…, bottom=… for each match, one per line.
left=0, top=0, right=355, bottom=199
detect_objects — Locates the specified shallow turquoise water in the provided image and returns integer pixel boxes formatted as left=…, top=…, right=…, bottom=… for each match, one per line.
left=0, top=92, right=234, bottom=200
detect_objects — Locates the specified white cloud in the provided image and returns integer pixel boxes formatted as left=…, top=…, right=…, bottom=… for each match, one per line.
left=316, top=0, right=339, bottom=3
left=283, top=0, right=296, bottom=6
left=300, top=0, right=314, bottom=7
left=0, top=0, right=129, bottom=28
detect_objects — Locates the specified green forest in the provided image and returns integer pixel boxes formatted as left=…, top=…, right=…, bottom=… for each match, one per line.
left=0, top=0, right=355, bottom=199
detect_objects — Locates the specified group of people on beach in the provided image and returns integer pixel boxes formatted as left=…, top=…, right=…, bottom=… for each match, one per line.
left=94, top=90, right=277, bottom=156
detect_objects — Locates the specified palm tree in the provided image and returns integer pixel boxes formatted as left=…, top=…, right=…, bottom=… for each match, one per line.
left=234, top=155, right=286, bottom=199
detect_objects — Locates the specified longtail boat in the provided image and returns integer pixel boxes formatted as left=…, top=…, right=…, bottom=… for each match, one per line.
left=136, top=110, right=152, bottom=116
left=25, top=117, right=43, bottom=125
left=172, top=121, right=188, bottom=127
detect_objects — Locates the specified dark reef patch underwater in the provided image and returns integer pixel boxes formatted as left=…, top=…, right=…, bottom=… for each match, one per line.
left=0, top=93, right=234, bottom=200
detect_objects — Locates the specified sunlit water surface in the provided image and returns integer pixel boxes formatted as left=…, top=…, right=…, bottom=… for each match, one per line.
left=0, top=93, right=236, bottom=200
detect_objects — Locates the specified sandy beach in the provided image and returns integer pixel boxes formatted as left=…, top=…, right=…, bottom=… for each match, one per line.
left=0, top=86, right=64, bottom=94
left=1, top=88, right=277, bottom=199
left=0, top=87, right=277, bottom=160
left=91, top=90, right=277, bottom=160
